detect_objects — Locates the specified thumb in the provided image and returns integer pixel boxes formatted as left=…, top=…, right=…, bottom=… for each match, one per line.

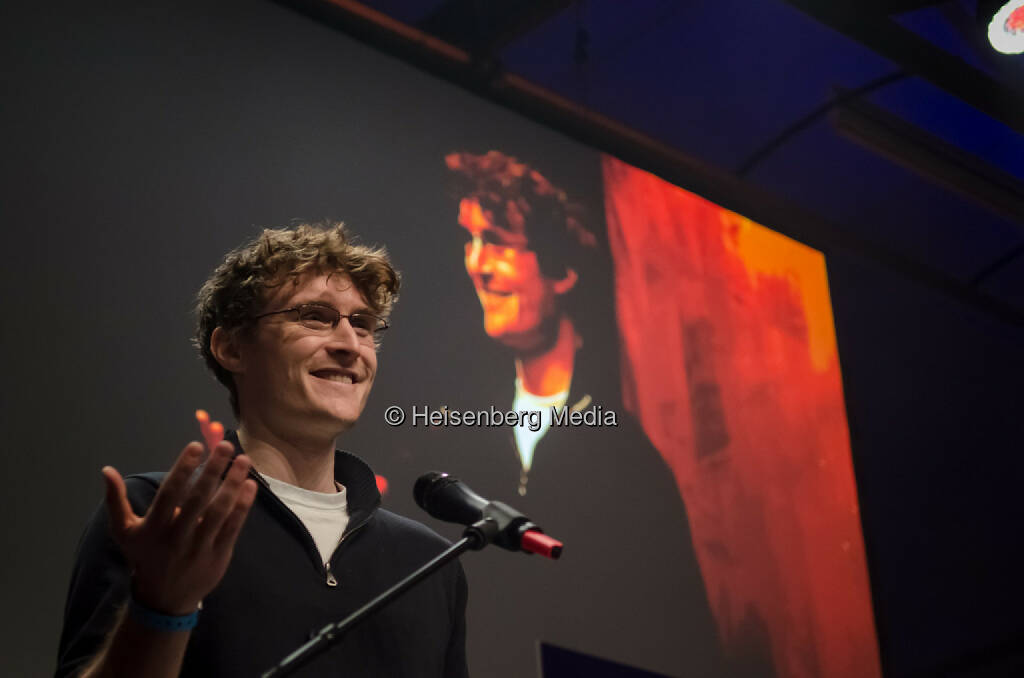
left=101, top=466, right=135, bottom=539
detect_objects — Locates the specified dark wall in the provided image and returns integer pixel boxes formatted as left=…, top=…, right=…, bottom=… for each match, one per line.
left=2, top=1, right=1021, bottom=676
left=828, top=251, right=1024, bottom=677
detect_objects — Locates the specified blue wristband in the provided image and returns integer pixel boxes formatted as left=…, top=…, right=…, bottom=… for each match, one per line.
left=129, top=597, right=200, bottom=632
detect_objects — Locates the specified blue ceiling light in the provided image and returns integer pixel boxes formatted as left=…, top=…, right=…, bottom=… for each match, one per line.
left=986, top=0, right=1024, bottom=54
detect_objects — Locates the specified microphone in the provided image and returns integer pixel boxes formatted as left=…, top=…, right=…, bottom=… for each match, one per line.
left=414, top=472, right=563, bottom=559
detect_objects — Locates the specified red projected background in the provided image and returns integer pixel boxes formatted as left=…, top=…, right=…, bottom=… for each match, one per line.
left=603, top=155, right=881, bottom=678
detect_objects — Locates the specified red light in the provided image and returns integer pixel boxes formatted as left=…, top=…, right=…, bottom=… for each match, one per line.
left=1008, top=5, right=1024, bottom=32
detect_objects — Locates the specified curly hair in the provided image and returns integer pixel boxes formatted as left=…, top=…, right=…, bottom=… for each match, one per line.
left=193, top=222, right=401, bottom=418
left=445, top=150, right=597, bottom=279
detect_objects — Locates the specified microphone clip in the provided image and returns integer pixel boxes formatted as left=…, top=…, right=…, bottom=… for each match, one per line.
left=463, top=518, right=499, bottom=550
left=463, top=501, right=541, bottom=552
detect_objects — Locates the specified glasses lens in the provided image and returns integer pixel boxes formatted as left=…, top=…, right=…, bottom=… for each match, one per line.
left=298, top=305, right=339, bottom=330
left=349, top=313, right=387, bottom=336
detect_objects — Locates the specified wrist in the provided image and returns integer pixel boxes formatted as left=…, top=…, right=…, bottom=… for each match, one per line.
left=130, top=577, right=201, bottom=617
left=128, top=596, right=200, bottom=632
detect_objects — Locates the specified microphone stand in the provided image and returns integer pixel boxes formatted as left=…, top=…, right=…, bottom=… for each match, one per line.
left=261, top=518, right=499, bottom=678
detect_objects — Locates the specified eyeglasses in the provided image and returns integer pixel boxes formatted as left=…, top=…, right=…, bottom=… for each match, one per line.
left=253, top=303, right=389, bottom=344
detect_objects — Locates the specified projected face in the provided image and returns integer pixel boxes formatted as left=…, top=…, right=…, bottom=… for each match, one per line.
left=458, top=197, right=562, bottom=351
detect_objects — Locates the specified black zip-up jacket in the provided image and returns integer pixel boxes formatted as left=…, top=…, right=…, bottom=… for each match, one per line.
left=57, top=433, right=469, bottom=677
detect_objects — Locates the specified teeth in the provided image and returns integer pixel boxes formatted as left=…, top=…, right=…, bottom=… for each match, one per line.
left=316, top=373, right=353, bottom=384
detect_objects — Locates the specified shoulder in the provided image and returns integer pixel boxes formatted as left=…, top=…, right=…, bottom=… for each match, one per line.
left=363, top=509, right=465, bottom=592
left=371, top=508, right=452, bottom=550
left=372, top=509, right=468, bottom=592
left=74, top=471, right=165, bottom=538
left=124, top=471, right=167, bottom=490
left=119, top=471, right=166, bottom=512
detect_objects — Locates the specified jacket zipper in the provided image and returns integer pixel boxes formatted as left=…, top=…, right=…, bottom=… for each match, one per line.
left=248, top=469, right=372, bottom=588
left=324, top=521, right=368, bottom=587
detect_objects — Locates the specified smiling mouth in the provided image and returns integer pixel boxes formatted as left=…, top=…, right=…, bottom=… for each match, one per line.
left=311, top=371, right=355, bottom=384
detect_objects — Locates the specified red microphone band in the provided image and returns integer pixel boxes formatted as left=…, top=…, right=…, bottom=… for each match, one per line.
left=521, top=530, right=563, bottom=559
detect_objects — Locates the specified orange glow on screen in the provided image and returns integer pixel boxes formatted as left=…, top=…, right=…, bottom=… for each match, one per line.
left=602, top=154, right=881, bottom=678
left=719, top=211, right=838, bottom=372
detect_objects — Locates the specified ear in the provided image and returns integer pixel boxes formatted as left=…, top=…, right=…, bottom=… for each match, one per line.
left=210, top=327, right=245, bottom=375
left=552, top=267, right=578, bottom=295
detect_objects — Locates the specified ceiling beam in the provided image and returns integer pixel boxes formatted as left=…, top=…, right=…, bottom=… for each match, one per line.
left=831, top=89, right=1024, bottom=226
left=783, top=0, right=1024, bottom=137
left=417, top=0, right=573, bottom=56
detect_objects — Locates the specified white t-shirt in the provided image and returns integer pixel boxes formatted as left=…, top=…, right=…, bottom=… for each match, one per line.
left=511, top=378, right=569, bottom=474
left=258, top=473, right=350, bottom=566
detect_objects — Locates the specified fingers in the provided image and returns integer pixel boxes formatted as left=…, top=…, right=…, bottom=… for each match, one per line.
left=213, top=478, right=259, bottom=553
left=208, top=421, right=224, bottom=449
left=101, top=466, right=136, bottom=539
left=147, top=442, right=204, bottom=525
left=195, top=410, right=225, bottom=454
left=194, top=455, right=253, bottom=546
left=174, top=440, right=237, bottom=531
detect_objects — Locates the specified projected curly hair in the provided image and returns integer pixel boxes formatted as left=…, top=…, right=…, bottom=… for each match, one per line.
left=444, top=150, right=597, bottom=279
left=193, top=222, right=400, bottom=417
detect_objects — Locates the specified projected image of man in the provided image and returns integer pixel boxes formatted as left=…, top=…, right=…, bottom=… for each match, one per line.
left=447, top=150, right=597, bottom=495
left=442, top=150, right=730, bottom=678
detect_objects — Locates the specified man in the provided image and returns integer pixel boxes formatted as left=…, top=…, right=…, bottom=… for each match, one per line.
left=56, top=223, right=468, bottom=677
left=445, top=150, right=601, bottom=496
left=443, top=151, right=732, bottom=677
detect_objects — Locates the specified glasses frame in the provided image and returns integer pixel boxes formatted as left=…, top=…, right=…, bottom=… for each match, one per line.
left=253, top=302, right=389, bottom=342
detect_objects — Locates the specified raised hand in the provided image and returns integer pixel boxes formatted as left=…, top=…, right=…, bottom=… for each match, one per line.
left=101, top=440, right=258, bottom=615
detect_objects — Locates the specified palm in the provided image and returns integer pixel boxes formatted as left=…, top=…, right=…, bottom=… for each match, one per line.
left=103, top=441, right=257, bottom=615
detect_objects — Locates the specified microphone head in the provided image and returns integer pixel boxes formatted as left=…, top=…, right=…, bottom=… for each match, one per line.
left=413, top=471, right=489, bottom=524
left=414, top=471, right=449, bottom=510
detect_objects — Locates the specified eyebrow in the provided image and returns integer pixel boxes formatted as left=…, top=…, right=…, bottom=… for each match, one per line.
left=460, top=222, right=526, bottom=244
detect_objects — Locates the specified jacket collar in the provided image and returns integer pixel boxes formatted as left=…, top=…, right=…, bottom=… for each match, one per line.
left=224, top=429, right=382, bottom=523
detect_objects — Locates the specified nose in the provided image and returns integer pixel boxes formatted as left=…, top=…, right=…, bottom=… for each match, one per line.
left=325, top=316, right=362, bottom=354
left=465, top=236, right=493, bottom=280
